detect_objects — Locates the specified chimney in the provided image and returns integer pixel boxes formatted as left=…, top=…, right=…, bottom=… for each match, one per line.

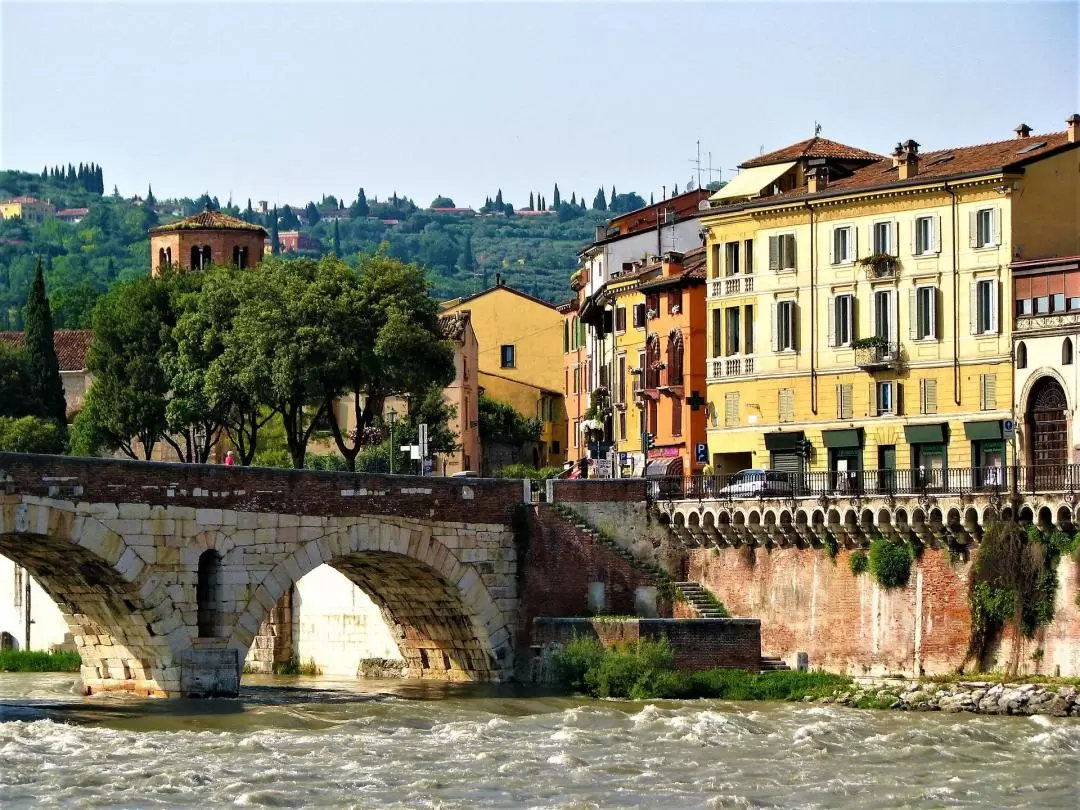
left=891, top=143, right=904, bottom=168
left=495, top=272, right=502, bottom=287
left=662, top=251, right=685, bottom=278
left=1014, top=123, right=1032, bottom=139
left=1067, top=113, right=1080, bottom=143
left=807, top=165, right=829, bottom=193
left=595, top=225, right=605, bottom=242
left=897, top=139, right=920, bottom=180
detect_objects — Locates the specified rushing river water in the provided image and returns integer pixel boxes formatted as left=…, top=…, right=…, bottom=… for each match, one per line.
left=0, top=673, right=1078, bottom=809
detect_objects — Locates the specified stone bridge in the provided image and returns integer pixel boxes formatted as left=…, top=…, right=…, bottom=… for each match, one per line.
left=0, top=453, right=527, bottom=697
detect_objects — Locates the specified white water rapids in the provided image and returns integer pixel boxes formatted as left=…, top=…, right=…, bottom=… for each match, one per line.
left=1, top=673, right=1077, bottom=808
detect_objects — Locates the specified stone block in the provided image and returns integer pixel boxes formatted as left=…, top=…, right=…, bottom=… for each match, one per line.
left=115, top=547, right=145, bottom=582
left=279, top=514, right=299, bottom=528
left=195, top=508, right=223, bottom=527
left=118, top=503, right=151, bottom=520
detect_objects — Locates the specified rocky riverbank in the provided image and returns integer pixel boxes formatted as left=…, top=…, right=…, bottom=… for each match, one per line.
left=820, top=680, right=1080, bottom=717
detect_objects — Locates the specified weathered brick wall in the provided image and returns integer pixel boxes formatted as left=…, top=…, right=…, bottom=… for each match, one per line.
left=550, top=479, right=647, bottom=503
left=687, top=546, right=1080, bottom=677
left=514, top=506, right=670, bottom=677
left=532, top=617, right=762, bottom=673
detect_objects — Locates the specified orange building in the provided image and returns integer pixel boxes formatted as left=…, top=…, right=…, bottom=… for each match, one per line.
left=638, top=248, right=708, bottom=477
left=149, top=208, right=267, bottom=276
left=559, top=281, right=588, bottom=468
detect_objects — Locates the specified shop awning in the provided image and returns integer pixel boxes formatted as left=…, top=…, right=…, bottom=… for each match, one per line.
left=822, top=428, right=863, bottom=448
left=905, top=423, right=947, bottom=444
left=964, top=420, right=1004, bottom=441
left=764, top=431, right=804, bottom=451
left=646, top=457, right=683, bottom=477
left=709, top=162, right=797, bottom=202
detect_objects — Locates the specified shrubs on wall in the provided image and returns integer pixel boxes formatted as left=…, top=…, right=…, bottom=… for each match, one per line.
left=849, top=550, right=869, bottom=576
left=868, top=537, right=913, bottom=588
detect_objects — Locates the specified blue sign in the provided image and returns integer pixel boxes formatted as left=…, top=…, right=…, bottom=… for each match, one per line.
left=1003, top=419, right=1016, bottom=439
left=619, top=452, right=628, bottom=464
left=695, top=443, right=708, bottom=464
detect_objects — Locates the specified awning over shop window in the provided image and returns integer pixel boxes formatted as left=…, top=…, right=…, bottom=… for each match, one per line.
left=905, top=423, right=947, bottom=444
left=646, top=457, right=683, bottom=477
left=709, top=162, right=798, bottom=202
left=964, top=420, right=1004, bottom=441
left=822, top=428, right=863, bottom=448
left=764, top=431, right=804, bottom=451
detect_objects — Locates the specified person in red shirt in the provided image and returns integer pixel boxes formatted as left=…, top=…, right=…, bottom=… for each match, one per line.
left=224, top=450, right=236, bottom=467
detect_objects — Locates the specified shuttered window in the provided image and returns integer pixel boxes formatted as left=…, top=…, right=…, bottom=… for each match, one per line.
left=724, top=392, right=740, bottom=426
left=772, top=301, right=797, bottom=351
left=778, top=388, right=795, bottom=423
left=970, top=208, right=1000, bottom=249
left=633, top=303, right=646, bottom=328
left=829, top=294, right=854, bottom=347
left=615, top=306, right=626, bottom=332
left=768, top=234, right=797, bottom=272
left=836, top=383, right=853, bottom=420
left=972, top=279, right=1000, bottom=335
left=980, top=374, right=997, bottom=411
left=920, top=378, right=938, bottom=414
left=911, top=286, right=938, bottom=340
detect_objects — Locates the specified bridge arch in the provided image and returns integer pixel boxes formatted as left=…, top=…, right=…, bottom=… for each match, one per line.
left=233, top=518, right=510, bottom=682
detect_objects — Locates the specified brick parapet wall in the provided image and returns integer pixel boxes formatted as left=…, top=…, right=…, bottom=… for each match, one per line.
left=0, top=453, right=523, bottom=525
left=532, top=617, right=762, bottom=672
left=549, top=479, right=647, bottom=503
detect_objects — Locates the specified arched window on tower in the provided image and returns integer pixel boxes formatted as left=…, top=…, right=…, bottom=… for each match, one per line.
left=233, top=245, right=248, bottom=269
left=191, top=245, right=212, bottom=270
left=1016, top=341, right=1027, bottom=369
left=667, top=330, right=684, bottom=386
left=166, top=247, right=172, bottom=265
left=158, top=247, right=167, bottom=268
left=1063, top=338, right=1074, bottom=366
left=196, top=549, right=222, bottom=638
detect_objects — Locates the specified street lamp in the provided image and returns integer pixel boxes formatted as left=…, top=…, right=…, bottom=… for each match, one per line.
left=387, top=407, right=398, bottom=475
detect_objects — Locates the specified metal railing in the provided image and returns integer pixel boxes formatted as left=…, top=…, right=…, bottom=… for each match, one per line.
left=854, top=342, right=899, bottom=369
left=651, top=465, right=1080, bottom=502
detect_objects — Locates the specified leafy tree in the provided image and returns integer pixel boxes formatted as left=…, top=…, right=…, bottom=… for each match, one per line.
left=279, top=205, right=300, bottom=230
left=304, top=202, right=320, bottom=225
left=0, top=342, right=39, bottom=418
left=270, top=206, right=280, bottom=255
left=478, top=394, right=542, bottom=446
left=593, top=187, right=607, bottom=211
left=23, top=260, right=67, bottom=429
left=553, top=184, right=561, bottom=208
left=350, top=187, right=369, bottom=218
left=430, top=195, right=455, bottom=208
left=332, top=218, right=341, bottom=256
left=610, top=192, right=647, bottom=214
left=458, top=236, right=475, bottom=275
left=0, top=416, right=64, bottom=453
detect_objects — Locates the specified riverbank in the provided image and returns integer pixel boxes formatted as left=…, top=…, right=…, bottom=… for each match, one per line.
left=0, top=650, right=80, bottom=672
left=821, top=679, right=1080, bottom=717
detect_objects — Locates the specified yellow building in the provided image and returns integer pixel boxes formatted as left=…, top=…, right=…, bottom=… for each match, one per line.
left=605, top=261, right=654, bottom=475
left=0, top=196, right=55, bottom=223
left=703, top=117, right=1080, bottom=486
left=441, top=278, right=568, bottom=467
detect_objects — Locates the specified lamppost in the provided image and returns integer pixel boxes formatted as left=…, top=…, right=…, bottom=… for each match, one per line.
left=387, top=407, right=398, bottom=475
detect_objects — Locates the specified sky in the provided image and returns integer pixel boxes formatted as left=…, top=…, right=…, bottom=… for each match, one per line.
left=1, top=1, right=1077, bottom=210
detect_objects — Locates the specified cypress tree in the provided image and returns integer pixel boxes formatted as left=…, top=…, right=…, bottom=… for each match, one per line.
left=24, top=259, right=67, bottom=428
left=271, top=206, right=280, bottom=254
left=553, top=184, right=561, bottom=208
left=41, top=166, right=47, bottom=180
left=528, top=191, right=534, bottom=210
left=458, top=236, right=475, bottom=275
left=332, top=218, right=341, bottom=255
left=495, top=189, right=503, bottom=206
left=570, top=191, right=576, bottom=206
left=593, top=187, right=607, bottom=211
left=146, top=184, right=156, bottom=207
left=611, top=186, right=616, bottom=208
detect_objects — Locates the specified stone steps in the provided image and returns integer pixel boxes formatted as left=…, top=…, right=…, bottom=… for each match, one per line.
left=759, top=656, right=791, bottom=672
left=673, top=581, right=727, bottom=617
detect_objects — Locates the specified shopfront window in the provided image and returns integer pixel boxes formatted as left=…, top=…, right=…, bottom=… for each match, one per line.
left=913, top=444, right=946, bottom=489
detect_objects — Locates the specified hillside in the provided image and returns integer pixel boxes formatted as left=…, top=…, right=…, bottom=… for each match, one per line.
left=0, top=169, right=660, bottom=329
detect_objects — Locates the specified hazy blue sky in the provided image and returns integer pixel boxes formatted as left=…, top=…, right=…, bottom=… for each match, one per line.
left=2, top=2, right=1076, bottom=209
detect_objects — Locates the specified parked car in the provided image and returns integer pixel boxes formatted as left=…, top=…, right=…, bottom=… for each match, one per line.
left=715, top=469, right=794, bottom=497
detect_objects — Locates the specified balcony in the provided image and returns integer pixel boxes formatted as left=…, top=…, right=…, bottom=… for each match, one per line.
left=710, top=355, right=756, bottom=379
left=854, top=340, right=899, bottom=370
left=861, top=255, right=899, bottom=281
left=709, top=276, right=755, bottom=299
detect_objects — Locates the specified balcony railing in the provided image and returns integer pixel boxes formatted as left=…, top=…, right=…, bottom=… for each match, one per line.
left=650, top=465, right=1080, bottom=502
left=863, top=257, right=899, bottom=280
left=854, top=341, right=899, bottom=369
left=709, top=276, right=755, bottom=299
left=710, top=355, right=756, bottom=379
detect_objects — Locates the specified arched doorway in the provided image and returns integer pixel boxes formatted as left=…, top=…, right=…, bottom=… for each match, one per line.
left=1026, top=376, right=1068, bottom=487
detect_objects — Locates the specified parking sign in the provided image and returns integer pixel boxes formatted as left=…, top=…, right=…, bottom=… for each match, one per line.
left=695, top=443, right=708, bottom=464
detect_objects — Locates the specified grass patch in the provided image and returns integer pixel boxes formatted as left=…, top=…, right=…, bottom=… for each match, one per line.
left=549, top=636, right=851, bottom=701
left=868, top=536, right=913, bottom=588
left=273, top=656, right=321, bottom=676
left=0, top=649, right=81, bottom=672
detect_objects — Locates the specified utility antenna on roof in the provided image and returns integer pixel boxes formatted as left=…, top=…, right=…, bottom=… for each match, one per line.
left=688, top=140, right=703, bottom=190
left=814, top=121, right=822, bottom=137
left=705, top=152, right=721, bottom=187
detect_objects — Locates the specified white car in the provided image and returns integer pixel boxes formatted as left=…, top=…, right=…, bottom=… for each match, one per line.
left=715, top=469, right=794, bottom=497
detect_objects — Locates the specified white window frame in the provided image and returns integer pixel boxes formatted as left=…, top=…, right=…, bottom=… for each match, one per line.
left=829, top=293, right=855, bottom=347
left=972, top=278, right=1000, bottom=335
left=912, top=285, right=937, bottom=341
left=769, top=232, right=797, bottom=273
left=872, top=220, right=895, bottom=255
left=773, top=300, right=797, bottom=352
left=971, top=207, right=1000, bottom=250
left=914, top=215, right=940, bottom=257
left=876, top=381, right=895, bottom=416
left=831, top=225, right=855, bottom=265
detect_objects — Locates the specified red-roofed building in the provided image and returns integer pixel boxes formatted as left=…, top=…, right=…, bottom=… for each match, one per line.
left=277, top=230, right=318, bottom=253
left=56, top=207, right=89, bottom=224
left=0, top=329, right=94, bottom=417
left=0, top=196, right=55, bottom=223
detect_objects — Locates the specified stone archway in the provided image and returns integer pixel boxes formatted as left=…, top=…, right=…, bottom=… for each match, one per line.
left=1026, top=375, right=1069, bottom=484
left=233, top=519, right=511, bottom=683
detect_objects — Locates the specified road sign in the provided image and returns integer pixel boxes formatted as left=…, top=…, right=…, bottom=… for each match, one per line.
left=695, top=443, right=708, bottom=464
left=594, top=459, right=613, bottom=478
left=1004, top=418, right=1016, bottom=439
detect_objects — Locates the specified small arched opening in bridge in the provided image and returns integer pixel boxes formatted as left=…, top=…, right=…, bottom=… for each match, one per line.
left=197, top=549, right=223, bottom=638
left=1, top=631, right=17, bottom=650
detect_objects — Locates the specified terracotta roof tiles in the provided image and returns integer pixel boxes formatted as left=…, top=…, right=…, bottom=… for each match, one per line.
left=0, top=329, right=93, bottom=372
left=740, top=137, right=885, bottom=169
left=438, top=311, right=471, bottom=342
left=149, top=210, right=267, bottom=235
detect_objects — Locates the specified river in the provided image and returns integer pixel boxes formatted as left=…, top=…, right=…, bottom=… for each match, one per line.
left=0, top=673, right=1077, bottom=809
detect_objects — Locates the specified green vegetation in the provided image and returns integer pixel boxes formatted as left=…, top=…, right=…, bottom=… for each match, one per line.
left=824, top=533, right=839, bottom=562
left=496, top=464, right=563, bottom=482
left=849, top=549, right=869, bottom=575
left=868, top=536, right=913, bottom=588
left=0, top=649, right=81, bottom=672
left=550, top=636, right=850, bottom=701
left=0, top=415, right=65, bottom=453
left=478, top=394, right=543, bottom=447
left=274, top=656, right=321, bottom=676
left=965, top=521, right=1074, bottom=674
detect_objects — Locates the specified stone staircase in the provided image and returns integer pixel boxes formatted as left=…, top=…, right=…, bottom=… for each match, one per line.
left=759, top=655, right=791, bottom=673
left=548, top=502, right=674, bottom=585
left=673, top=581, right=728, bottom=618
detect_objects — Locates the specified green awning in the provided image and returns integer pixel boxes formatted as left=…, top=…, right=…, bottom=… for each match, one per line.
left=964, top=420, right=1004, bottom=441
left=822, top=428, right=863, bottom=448
left=905, top=423, right=947, bottom=444
left=764, top=431, right=803, bottom=451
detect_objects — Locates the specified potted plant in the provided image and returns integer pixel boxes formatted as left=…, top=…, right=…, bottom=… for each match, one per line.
left=858, top=252, right=898, bottom=277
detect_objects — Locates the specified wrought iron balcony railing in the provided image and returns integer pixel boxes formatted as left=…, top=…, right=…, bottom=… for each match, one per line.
left=854, top=341, right=899, bottom=369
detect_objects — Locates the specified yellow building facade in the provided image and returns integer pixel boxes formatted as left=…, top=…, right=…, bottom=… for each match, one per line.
left=0, top=196, right=55, bottom=223
left=607, top=269, right=650, bottom=474
left=441, top=280, right=568, bottom=466
left=704, top=121, right=1080, bottom=486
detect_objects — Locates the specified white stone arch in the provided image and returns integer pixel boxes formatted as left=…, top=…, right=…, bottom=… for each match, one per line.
left=233, top=517, right=512, bottom=682
left=0, top=499, right=189, bottom=696
left=1018, top=369, right=1075, bottom=466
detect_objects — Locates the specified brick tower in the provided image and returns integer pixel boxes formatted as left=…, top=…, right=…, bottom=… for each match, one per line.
left=149, top=207, right=267, bottom=276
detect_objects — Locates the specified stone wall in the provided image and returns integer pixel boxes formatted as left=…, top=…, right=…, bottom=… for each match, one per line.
left=686, top=545, right=1080, bottom=677
left=532, top=617, right=762, bottom=674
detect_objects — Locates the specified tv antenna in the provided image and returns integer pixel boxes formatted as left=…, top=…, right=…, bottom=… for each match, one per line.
left=814, top=121, right=822, bottom=137
left=688, top=140, right=703, bottom=190
left=705, top=152, right=722, bottom=188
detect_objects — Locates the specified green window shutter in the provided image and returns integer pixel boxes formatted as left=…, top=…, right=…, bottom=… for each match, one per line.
left=769, top=235, right=779, bottom=272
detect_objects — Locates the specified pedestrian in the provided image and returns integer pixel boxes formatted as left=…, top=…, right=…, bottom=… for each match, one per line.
left=224, top=450, right=236, bottom=467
